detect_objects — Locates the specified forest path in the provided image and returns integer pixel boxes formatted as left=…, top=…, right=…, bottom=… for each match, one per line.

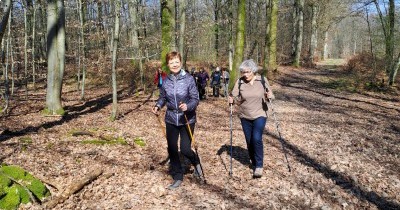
left=1, top=63, right=399, bottom=209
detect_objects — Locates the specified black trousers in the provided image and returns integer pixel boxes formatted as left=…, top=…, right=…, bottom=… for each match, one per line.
left=166, top=122, right=199, bottom=181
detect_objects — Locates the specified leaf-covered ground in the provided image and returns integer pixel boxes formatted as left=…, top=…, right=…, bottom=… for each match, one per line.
left=1, top=64, right=399, bottom=209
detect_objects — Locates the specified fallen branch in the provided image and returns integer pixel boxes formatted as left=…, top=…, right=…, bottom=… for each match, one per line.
left=45, top=168, right=103, bottom=209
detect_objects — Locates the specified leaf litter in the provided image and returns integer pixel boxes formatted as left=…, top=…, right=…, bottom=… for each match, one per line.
left=0, top=66, right=399, bottom=209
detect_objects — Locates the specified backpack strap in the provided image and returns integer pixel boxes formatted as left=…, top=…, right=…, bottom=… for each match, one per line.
left=238, top=75, right=267, bottom=97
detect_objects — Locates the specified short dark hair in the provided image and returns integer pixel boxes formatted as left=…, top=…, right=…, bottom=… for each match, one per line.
left=166, top=51, right=182, bottom=64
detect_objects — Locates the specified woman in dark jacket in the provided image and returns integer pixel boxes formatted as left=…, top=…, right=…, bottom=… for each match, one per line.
left=152, top=51, right=202, bottom=189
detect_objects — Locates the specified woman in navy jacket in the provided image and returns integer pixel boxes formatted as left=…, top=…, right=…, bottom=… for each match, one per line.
left=152, top=51, right=201, bottom=189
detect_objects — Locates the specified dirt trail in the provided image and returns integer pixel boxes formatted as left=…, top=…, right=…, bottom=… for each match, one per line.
left=1, top=63, right=399, bottom=209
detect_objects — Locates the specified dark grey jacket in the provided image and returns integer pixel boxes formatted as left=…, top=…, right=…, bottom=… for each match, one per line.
left=155, top=70, right=199, bottom=126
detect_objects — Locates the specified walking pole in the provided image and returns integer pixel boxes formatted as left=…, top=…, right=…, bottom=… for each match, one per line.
left=229, top=103, right=233, bottom=176
left=268, top=99, right=291, bottom=172
left=182, top=112, right=207, bottom=183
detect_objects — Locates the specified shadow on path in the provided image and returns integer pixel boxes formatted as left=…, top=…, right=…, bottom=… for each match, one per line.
left=266, top=132, right=400, bottom=210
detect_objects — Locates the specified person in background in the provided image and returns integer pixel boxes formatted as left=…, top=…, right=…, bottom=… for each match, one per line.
left=210, top=67, right=222, bottom=97
left=228, top=59, right=274, bottom=178
left=152, top=51, right=202, bottom=189
left=154, top=67, right=167, bottom=89
left=221, top=68, right=230, bottom=97
left=196, top=67, right=209, bottom=100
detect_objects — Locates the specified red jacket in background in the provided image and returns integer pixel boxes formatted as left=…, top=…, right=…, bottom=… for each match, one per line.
left=154, top=71, right=167, bottom=87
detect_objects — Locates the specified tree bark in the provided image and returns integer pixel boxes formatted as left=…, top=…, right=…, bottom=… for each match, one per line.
left=229, top=0, right=245, bottom=90
left=267, top=0, right=278, bottom=72
left=45, top=168, right=103, bottom=209
left=45, top=0, right=66, bottom=115
left=161, top=0, right=176, bottom=72
left=32, top=2, right=37, bottom=89
left=111, top=0, right=121, bottom=121
left=0, top=0, right=12, bottom=45
left=78, top=0, right=87, bottom=100
left=308, top=3, right=318, bottom=65
left=178, top=0, right=186, bottom=56
left=293, top=0, right=304, bottom=67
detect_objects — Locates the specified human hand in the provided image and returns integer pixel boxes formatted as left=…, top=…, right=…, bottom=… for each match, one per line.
left=179, top=103, right=187, bottom=112
left=265, top=91, right=274, bottom=100
left=152, top=106, right=159, bottom=115
left=228, top=96, right=234, bottom=104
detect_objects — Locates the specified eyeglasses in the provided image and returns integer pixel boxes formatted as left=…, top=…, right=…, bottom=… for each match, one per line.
left=241, top=71, right=253, bottom=75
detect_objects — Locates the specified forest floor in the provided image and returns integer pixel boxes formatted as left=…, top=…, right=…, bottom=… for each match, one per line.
left=1, top=60, right=399, bottom=210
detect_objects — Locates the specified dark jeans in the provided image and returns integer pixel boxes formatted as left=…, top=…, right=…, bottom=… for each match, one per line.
left=240, top=117, right=267, bottom=168
left=166, top=123, right=199, bottom=181
left=212, top=84, right=220, bottom=97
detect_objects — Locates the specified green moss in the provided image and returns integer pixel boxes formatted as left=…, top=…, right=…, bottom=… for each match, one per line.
left=134, top=137, right=146, bottom=147
left=41, top=108, right=51, bottom=115
left=19, top=137, right=32, bottom=145
left=0, top=166, right=50, bottom=201
left=55, top=108, right=65, bottom=116
left=81, top=138, right=127, bottom=145
left=14, top=184, right=30, bottom=204
left=0, top=186, right=21, bottom=210
left=41, top=108, right=65, bottom=116
left=0, top=176, right=12, bottom=187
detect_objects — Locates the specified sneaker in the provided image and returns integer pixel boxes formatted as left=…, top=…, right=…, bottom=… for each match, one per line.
left=193, top=164, right=203, bottom=178
left=253, top=168, right=263, bottom=178
left=168, top=180, right=182, bottom=190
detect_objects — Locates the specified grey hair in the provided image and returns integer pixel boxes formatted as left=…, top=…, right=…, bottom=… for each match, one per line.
left=239, top=59, right=258, bottom=73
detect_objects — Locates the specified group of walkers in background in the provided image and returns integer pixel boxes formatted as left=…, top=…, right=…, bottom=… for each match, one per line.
left=155, top=63, right=230, bottom=99
left=152, top=51, right=274, bottom=190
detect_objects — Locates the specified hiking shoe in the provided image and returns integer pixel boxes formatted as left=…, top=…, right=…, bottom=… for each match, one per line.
left=253, top=168, right=263, bottom=178
left=193, top=164, right=203, bottom=178
left=168, top=180, right=182, bottom=190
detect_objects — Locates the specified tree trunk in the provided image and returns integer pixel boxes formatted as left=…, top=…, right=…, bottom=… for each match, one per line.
left=308, top=3, right=318, bottom=65
left=389, top=53, right=399, bottom=86
left=78, top=0, right=87, bottom=100
left=111, top=0, right=121, bottom=121
left=32, top=2, right=37, bottom=89
left=3, top=10, right=12, bottom=114
left=322, top=30, right=328, bottom=60
left=45, top=0, right=66, bottom=115
left=24, top=1, right=29, bottom=98
left=178, top=0, right=186, bottom=56
left=293, top=0, right=304, bottom=67
left=161, top=0, right=176, bottom=72
left=267, top=0, right=278, bottom=72
left=228, top=0, right=233, bottom=72
left=0, top=0, right=12, bottom=45
left=214, top=0, right=219, bottom=60
left=229, top=0, right=245, bottom=90
left=263, top=0, right=271, bottom=73
left=373, top=0, right=394, bottom=76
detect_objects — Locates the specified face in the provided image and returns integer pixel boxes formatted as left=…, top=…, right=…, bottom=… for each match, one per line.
left=241, top=68, right=254, bottom=82
left=167, top=57, right=182, bottom=74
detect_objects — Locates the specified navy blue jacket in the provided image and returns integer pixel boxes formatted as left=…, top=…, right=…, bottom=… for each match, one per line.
left=155, top=70, right=199, bottom=126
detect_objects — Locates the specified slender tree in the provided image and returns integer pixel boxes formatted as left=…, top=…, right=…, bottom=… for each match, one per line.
left=229, top=0, right=245, bottom=90
left=161, top=0, right=175, bottom=72
left=267, top=0, right=278, bottom=72
left=111, top=0, right=121, bottom=121
left=292, top=0, right=304, bottom=67
left=0, top=0, right=12, bottom=45
left=78, top=0, right=87, bottom=100
left=45, top=0, right=66, bottom=115
left=308, top=2, right=318, bottom=65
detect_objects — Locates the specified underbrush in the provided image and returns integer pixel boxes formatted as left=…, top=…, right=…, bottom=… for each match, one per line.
left=343, top=52, right=390, bottom=92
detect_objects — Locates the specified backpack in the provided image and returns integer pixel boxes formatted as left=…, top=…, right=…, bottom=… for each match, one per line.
left=212, top=71, right=221, bottom=85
